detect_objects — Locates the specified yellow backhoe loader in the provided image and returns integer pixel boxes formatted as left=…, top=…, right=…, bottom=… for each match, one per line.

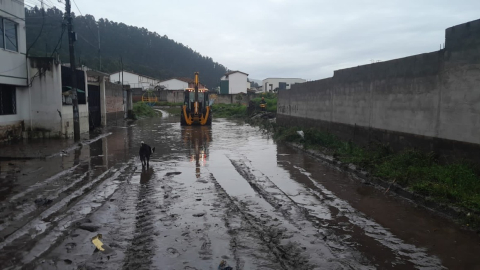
left=181, top=72, right=212, bottom=126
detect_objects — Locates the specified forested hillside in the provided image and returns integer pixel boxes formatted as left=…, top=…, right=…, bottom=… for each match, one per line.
left=25, top=7, right=228, bottom=87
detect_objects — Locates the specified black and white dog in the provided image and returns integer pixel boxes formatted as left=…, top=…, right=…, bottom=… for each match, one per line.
left=139, top=141, right=155, bottom=167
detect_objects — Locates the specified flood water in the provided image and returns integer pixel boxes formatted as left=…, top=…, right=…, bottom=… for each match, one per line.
left=0, top=116, right=479, bottom=269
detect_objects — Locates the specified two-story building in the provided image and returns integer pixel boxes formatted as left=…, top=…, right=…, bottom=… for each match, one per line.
left=0, top=1, right=117, bottom=141
left=0, top=0, right=28, bottom=139
left=220, top=71, right=249, bottom=94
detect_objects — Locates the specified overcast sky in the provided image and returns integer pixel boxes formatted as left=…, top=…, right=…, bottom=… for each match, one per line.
left=39, top=0, right=480, bottom=80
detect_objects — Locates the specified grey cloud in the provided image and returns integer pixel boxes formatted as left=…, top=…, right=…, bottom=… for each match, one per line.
left=74, top=0, right=479, bottom=80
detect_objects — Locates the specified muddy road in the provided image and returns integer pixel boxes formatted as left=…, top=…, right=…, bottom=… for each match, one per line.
left=0, top=116, right=479, bottom=269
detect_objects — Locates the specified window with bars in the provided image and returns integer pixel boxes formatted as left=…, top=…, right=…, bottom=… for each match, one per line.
left=0, top=84, right=16, bottom=115
left=0, top=17, right=18, bottom=52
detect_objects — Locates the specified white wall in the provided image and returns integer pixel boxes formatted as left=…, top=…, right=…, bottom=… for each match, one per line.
left=160, top=79, right=188, bottom=90
left=0, top=0, right=27, bottom=86
left=228, top=73, right=248, bottom=94
left=27, top=58, right=63, bottom=133
left=262, top=78, right=306, bottom=92
left=110, top=71, right=160, bottom=89
left=110, top=71, right=138, bottom=85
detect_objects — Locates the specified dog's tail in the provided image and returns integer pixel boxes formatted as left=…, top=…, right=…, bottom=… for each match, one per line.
left=152, top=147, right=155, bottom=154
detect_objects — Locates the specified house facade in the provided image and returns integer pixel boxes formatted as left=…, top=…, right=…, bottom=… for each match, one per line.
left=159, top=78, right=188, bottom=90
left=109, top=71, right=161, bottom=90
left=262, top=78, right=306, bottom=92
left=0, top=1, right=118, bottom=142
left=1, top=0, right=29, bottom=140
left=159, top=77, right=208, bottom=91
left=220, top=71, right=248, bottom=94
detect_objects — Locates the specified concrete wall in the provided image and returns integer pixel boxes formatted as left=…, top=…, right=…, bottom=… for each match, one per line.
left=0, top=0, right=27, bottom=86
left=163, top=90, right=184, bottom=103
left=277, top=19, right=480, bottom=163
left=262, top=78, right=306, bottom=92
left=105, top=81, right=124, bottom=124
left=27, top=57, right=63, bottom=134
left=211, top=93, right=255, bottom=105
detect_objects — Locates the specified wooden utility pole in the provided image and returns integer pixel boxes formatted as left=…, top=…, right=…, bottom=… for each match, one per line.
left=66, top=0, right=80, bottom=141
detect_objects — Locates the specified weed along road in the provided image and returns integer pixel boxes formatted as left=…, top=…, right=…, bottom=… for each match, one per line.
left=1, top=116, right=479, bottom=270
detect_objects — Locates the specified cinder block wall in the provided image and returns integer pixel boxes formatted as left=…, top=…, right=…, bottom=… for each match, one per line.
left=277, top=19, right=480, bottom=163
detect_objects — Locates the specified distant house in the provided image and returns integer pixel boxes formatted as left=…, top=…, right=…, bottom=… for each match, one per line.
left=262, top=78, right=306, bottom=92
left=220, top=71, right=249, bottom=94
left=159, top=77, right=207, bottom=91
left=109, top=71, right=161, bottom=90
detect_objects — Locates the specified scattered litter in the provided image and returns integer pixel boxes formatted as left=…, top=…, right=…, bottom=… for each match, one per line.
left=218, top=260, right=233, bottom=270
left=196, top=198, right=202, bottom=201
left=193, top=213, right=205, bottom=217
left=92, top=234, right=105, bottom=251
left=297, top=130, right=304, bottom=139
left=91, top=234, right=116, bottom=255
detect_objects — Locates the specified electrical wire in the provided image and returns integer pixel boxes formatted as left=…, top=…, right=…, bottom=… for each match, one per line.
left=72, top=0, right=99, bottom=44
left=26, top=5, right=46, bottom=56
left=50, top=23, right=67, bottom=57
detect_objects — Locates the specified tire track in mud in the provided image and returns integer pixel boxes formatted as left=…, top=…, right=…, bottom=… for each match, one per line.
left=0, top=162, right=89, bottom=237
left=149, top=169, right=235, bottom=270
left=0, top=162, right=137, bottom=269
left=71, top=165, right=144, bottom=270
left=122, top=167, right=160, bottom=270
left=291, top=166, right=445, bottom=270
left=227, top=158, right=372, bottom=270
left=211, top=175, right=296, bottom=270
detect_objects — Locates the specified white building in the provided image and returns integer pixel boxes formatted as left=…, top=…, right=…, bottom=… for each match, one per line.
left=0, top=1, right=115, bottom=141
left=159, top=77, right=207, bottom=91
left=262, top=78, right=306, bottom=92
left=220, top=71, right=248, bottom=94
left=159, top=78, right=189, bottom=90
left=0, top=0, right=29, bottom=140
left=110, top=71, right=161, bottom=90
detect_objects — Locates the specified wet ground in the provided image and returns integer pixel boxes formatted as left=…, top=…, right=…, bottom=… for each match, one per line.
left=0, top=115, right=479, bottom=270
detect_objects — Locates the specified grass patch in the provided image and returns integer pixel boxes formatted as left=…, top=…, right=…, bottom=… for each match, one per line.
left=251, top=93, right=277, bottom=113
left=270, top=124, right=480, bottom=219
left=133, top=102, right=160, bottom=118
left=212, top=103, right=248, bottom=118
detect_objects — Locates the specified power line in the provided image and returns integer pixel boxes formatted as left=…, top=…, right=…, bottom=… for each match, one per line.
left=27, top=0, right=46, bottom=56
left=72, top=0, right=99, bottom=42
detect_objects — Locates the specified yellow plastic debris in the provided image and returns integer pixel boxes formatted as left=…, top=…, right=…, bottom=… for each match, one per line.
left=91, top=234, right=105, bottom=251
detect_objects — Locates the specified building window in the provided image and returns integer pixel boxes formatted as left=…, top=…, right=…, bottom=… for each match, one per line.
left=0, top=84, right=16, bottom=115
left=0, top=18, right=18, bottom=52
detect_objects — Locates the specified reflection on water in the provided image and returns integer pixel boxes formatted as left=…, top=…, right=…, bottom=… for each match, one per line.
left=140, top=166, right=154, bottom=184
left=181, top=126, right=212, bottom=178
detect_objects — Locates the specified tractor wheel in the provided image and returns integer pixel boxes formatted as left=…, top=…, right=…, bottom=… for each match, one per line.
left=206, top=114, right=212, bottom=126
left=180, top=114, right=187, bottom=126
